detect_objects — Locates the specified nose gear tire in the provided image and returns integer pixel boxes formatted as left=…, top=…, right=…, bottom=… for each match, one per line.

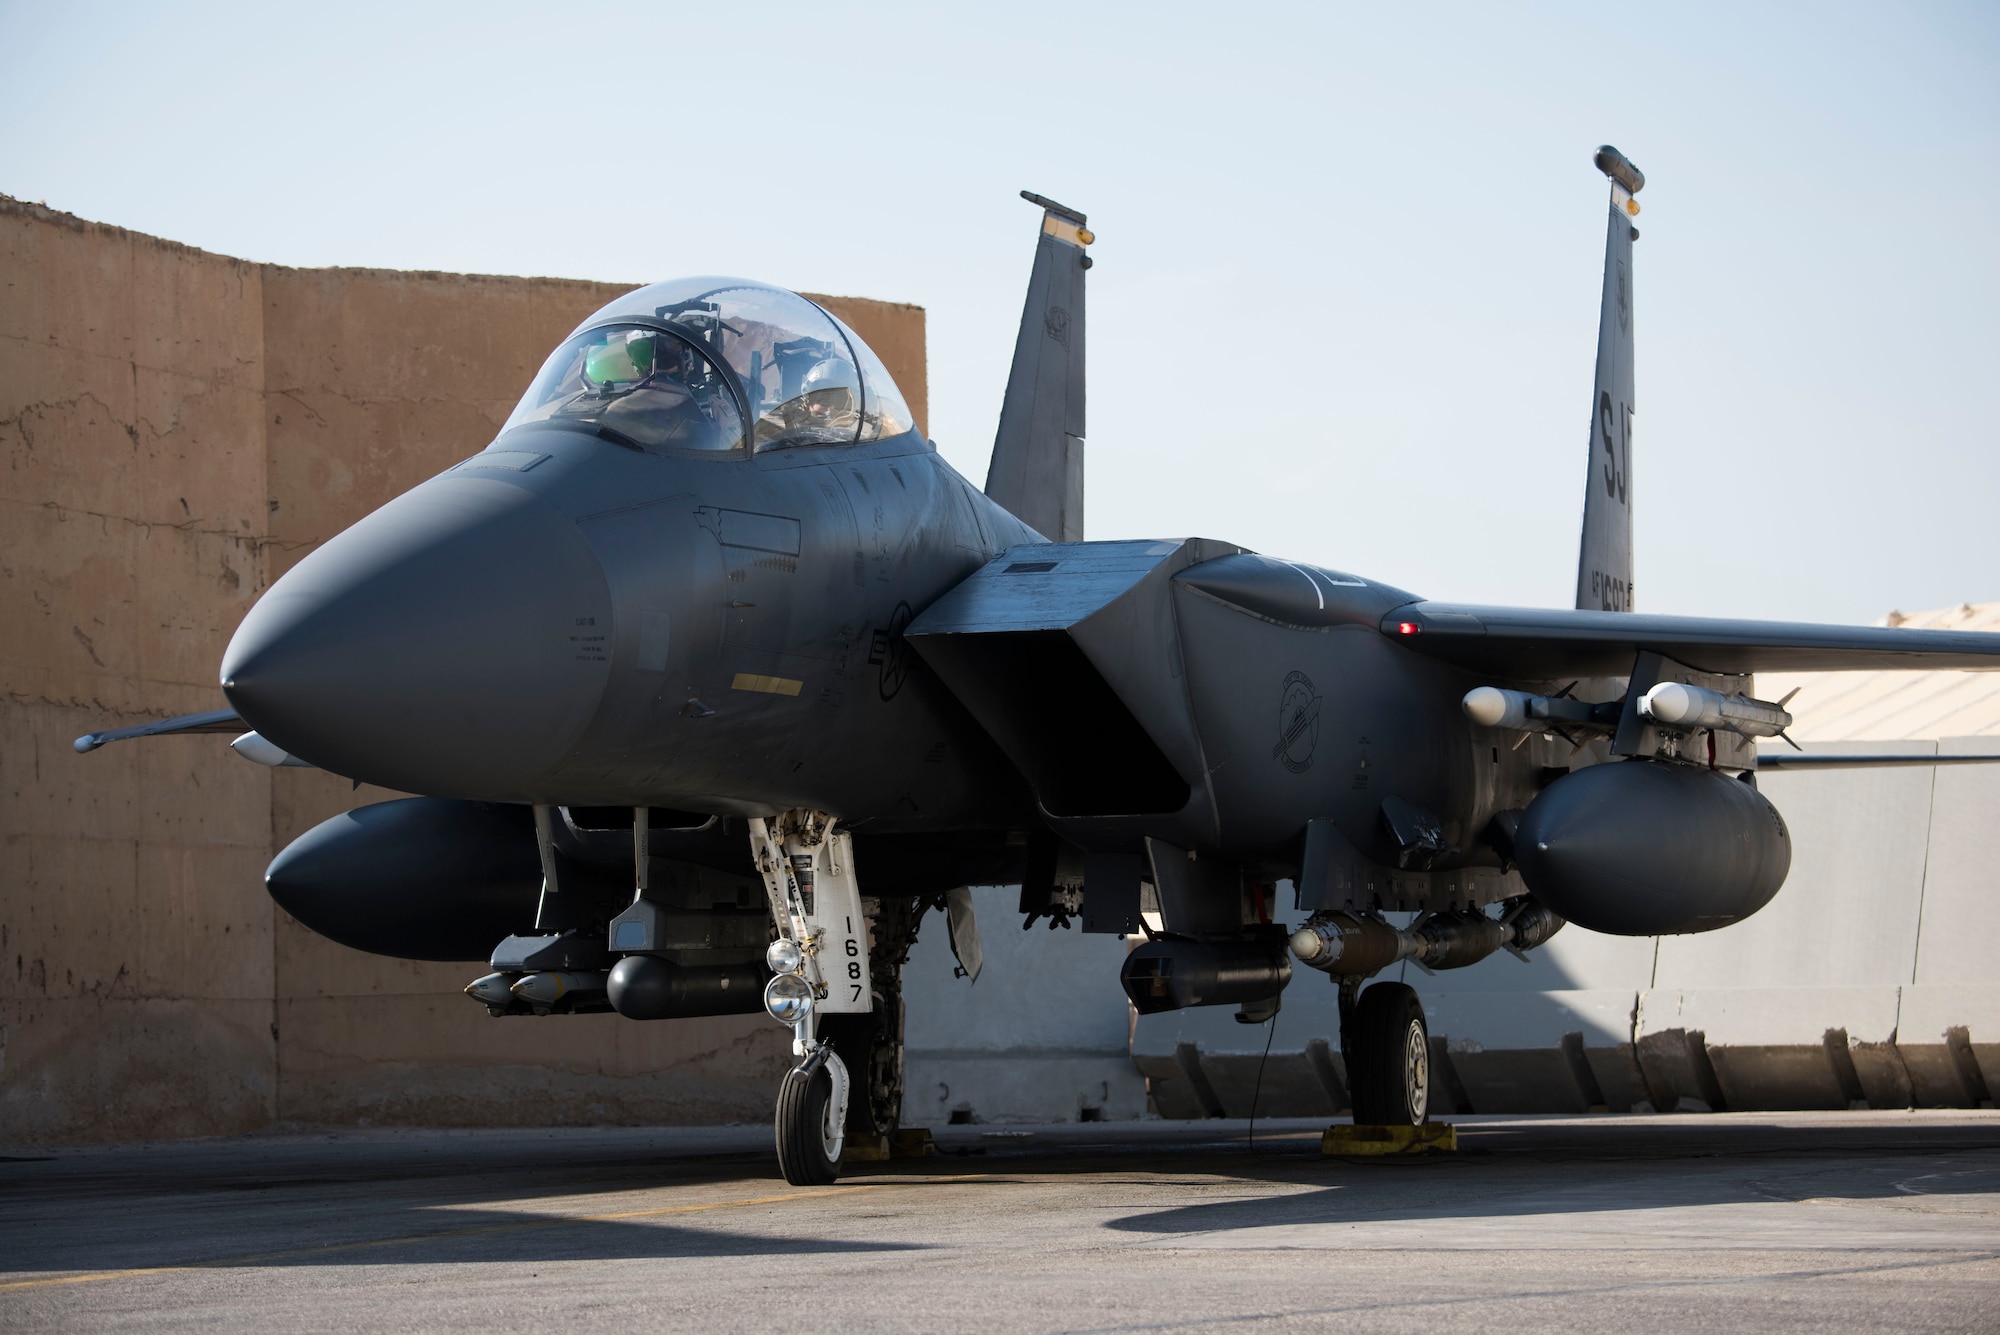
left=775, top=1063, right=842, bottom=1186
left=1345, top=981, right=1430, bottom=1126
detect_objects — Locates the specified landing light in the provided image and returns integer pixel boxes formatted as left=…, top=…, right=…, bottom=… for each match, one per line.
left=764, top=972, right=814, bottom=1023
left=765, top=938, right=803, bottom=975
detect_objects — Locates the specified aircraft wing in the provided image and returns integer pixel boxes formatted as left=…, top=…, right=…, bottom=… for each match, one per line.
left=73, top=706, right=242, bottom=754
left=1754, top=751, right=2000, bottom=770
left=1382, top=603, right=2000, bottom=678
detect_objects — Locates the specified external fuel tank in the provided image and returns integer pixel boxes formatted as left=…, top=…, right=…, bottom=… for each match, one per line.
left=1515, top=760, right=1790, bottom=935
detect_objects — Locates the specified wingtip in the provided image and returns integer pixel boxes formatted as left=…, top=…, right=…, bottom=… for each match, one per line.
left=73, top=734, right=101, bottom=754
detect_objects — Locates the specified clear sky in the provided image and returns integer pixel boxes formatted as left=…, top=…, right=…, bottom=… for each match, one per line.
left=4, top=1, right=1995, bottom=624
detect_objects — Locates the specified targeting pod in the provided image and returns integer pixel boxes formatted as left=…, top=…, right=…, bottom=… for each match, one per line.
left=1120, top=937, right=1291, bottom=1015
left=606, top=954, right=769, bottom=1020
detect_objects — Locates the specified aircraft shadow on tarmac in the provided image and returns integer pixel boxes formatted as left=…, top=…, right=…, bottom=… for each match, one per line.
left=2, top=1208, right=929, bottom=1277
left=0, top=1157, right=943, bottom=1275
left=1099, top=1157, right=2000, bottom=1239
left=247, top=1216, right=931, bottom=1268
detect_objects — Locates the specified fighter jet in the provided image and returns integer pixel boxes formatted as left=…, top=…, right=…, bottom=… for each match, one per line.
left=78, top=153, right=2000, bottom=1185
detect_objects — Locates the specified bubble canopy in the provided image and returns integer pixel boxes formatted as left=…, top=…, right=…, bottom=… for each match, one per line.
left=502, top=277, right=916, bottom=455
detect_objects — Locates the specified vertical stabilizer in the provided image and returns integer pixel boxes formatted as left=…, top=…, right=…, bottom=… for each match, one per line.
left=985, top=191, right=1090, bottom=542
left=1575, top=146, right=1643, bottom=612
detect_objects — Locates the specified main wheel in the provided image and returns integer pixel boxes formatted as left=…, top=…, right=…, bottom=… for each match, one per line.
left=1347, top=982, right=1430, bottom=1126
left=775, top=1063, right=843, bottom=1186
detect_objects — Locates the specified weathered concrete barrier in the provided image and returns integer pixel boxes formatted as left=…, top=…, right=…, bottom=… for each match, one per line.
left=1135, top=740, right=1999, bottom=1117
left=900, top=885, right=1147, bottom=1125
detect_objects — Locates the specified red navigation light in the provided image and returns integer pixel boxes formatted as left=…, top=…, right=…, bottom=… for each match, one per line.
left=1397, top=621, right=1421, bottom=636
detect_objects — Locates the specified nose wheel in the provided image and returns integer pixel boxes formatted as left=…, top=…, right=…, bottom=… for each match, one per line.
left=775, top=1045, right=849, bottom=1186
left=1343, top=981, right=1430, bottom=1126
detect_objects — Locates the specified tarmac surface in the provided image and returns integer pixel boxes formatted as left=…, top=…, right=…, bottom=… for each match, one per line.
left=3, top=1112, right=1997, bottom=1333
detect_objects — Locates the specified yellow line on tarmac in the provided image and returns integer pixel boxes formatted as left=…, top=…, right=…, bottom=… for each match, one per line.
left=0, top=1175, right=979, bottom=1296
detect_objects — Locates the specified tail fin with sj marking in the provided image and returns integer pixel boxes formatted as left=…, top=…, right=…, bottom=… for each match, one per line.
left=984, top=191, right=1091, bottom=542
left=1576, top=146, right=1642, bottom=612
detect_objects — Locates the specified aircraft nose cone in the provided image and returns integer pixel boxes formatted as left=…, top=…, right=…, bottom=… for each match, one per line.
left=221, top=475, right=612, bottom=796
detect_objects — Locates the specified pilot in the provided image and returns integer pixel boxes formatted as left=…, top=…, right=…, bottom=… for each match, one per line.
left=782, top=357, right=859, bottom=440
left=589, top=331, right=738, bottom=451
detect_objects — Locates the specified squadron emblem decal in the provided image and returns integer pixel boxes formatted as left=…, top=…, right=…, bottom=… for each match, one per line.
left=1272, top=670, right=1322, bottom=773
left=870, top=601, right=915, bottom=701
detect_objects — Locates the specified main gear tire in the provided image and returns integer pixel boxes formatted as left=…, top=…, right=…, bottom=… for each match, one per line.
left=1346, top=982, right=1430, bottom=1126
left=775, top=1063, right=842, bottom=1186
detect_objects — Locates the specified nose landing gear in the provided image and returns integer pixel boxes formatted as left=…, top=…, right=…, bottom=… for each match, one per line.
left=750, top=812, right=874, bottom=1186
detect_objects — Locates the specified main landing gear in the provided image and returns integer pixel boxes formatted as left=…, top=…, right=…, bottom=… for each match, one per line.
left=1339, top=979, right=1431, bottom=1126
left=750, top=812, right=874, bottom=1186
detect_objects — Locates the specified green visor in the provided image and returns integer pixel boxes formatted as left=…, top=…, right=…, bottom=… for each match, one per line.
left=583, top=331, right=657, bottom=388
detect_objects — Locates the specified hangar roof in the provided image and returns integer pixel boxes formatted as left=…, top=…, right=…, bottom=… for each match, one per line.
left=1760, top=601, right=2000, bottom=740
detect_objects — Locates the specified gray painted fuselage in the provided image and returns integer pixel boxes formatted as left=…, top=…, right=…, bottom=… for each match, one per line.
left=223, top=422, right=1039, bottom=834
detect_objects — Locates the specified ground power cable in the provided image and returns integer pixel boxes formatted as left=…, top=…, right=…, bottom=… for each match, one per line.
left=1245, top=1004, right=1279, bottom=1154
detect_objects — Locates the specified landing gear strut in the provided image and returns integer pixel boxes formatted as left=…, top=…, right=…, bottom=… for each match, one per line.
left=1341, top=980, right=1430, bottom=1126
left=750, top=812, right=873, bottom=1186
left=819, top=891, right=931, bottom=1143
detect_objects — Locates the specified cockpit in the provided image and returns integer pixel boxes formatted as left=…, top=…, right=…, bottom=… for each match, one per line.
left=500, top=278, right=916, bottom=455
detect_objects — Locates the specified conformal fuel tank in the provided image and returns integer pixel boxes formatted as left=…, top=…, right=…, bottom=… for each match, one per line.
left=1515, top=761, right=1790, bottom=936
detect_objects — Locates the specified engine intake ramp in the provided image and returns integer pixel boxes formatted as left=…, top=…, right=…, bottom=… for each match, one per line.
left=906, top=539, right=1240, bottom=820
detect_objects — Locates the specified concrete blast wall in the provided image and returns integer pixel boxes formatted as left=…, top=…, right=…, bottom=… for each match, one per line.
left=0, top=197, right=927, bottom=1143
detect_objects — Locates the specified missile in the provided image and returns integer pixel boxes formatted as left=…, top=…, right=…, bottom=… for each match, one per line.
left=1462, top=687, right=1618, bottom=735
left=1639, top=682, right=1793, bottom=738
left=1467, top=681, right=1792, bottom=743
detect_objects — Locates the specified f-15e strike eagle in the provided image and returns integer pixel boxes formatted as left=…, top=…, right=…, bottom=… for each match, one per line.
left=79, top=149, right=2000, bottom=1183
